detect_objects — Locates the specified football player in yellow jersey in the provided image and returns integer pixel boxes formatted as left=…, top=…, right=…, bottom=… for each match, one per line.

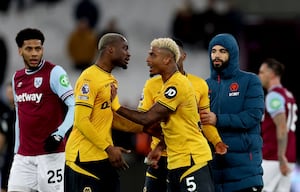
left=116, top=38, right=215, bottom=192
left=64, top=33, right=133, bottom=192
left=138, top=39, right=228, bottom=192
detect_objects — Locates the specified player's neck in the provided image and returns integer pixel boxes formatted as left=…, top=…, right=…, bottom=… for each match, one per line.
left=268, top=78, right=281, bottom=90
left=97, top=62, right=113, bottom=73
left=161, top=68, right=178, bottom=83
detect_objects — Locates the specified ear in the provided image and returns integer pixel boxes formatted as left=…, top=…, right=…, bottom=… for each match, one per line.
left=182, top=52, right=187, bottom=61
left=108, top=46, right=114, bottom=54
left=18, top=48, right=22, bottom=56
left=163, top=56, right=171, bottom=64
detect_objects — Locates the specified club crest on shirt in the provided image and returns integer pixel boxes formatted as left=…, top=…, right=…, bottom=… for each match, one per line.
left=81, top=83, right=89, bottom=94
left=164, top=86, right=177, bottom=99
left=17, top=81, right=22, bottom=88
left=229, top=82, right=240, bottom=97
left=34, top=77, right=43, bottom=88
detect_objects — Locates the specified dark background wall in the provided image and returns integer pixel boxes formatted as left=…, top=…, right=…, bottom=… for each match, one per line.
left=236, top=0, right=300, bottom=18
left=242, top=19, right=300, bottom=161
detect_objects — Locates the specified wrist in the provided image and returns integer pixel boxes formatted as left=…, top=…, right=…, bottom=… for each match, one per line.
left=105, top=145, right=113, bottom=153
left=157, top=141, right=166, bottom=150
left=214, top=141, right=222, bottom=147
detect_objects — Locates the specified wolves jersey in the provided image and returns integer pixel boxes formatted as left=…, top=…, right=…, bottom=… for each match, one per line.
left=138, top=73, right=221, bottom=158
left=66, top=65, right=119, bottom=164
left=155, top=71, right=212, bottom=170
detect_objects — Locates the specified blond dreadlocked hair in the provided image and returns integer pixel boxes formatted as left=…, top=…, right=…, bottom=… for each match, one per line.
left=150, top=38, right=180, bottom=63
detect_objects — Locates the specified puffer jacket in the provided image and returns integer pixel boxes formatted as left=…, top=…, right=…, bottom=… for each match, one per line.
left=206, top=33, right=265, bottom=192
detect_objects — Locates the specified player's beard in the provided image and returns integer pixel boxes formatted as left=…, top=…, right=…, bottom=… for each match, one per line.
left=24, top=58, right=42, bottom=71
left=115, top=64, right=127, bottom=69
left=213, top=59, right=229, bottom=72
left=113, top=59, right=128, bottom=69
left=149, top=71, right=159, bottom=77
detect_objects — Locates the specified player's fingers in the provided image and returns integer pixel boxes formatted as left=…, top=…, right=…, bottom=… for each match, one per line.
left=122, top=160, right=129, bottom=170
left=120, top=147, right=131, bottom=154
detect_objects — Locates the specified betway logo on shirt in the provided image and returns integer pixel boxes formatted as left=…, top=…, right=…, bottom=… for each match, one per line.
left=16, top=93, right=43, bottom=103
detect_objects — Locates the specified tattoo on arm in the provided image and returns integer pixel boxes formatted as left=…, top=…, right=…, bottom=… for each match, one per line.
left=273, top=113, right=288, bottom=161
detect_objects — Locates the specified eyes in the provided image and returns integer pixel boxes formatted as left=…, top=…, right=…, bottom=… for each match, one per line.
left=24, top=46, right=42, bottom=52
left=211, top=48, right=228, bottom=54
left=122, top=44, right=128, bottom=51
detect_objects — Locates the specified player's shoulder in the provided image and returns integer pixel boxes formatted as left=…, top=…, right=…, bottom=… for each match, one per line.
left=80, top=65, right=108, bottom=79
left=45, top=60, right=67, bottom=73
left=187, top=73, right=206, bottom=83
left=145, top=75, right=162, bottom=86
left=187, top=73, right=204, bottom=80
left=77, top=65, right=113, bottom=86
left=45, top=60, right=62, bottom=70
left=147, top=75, right=162, bottom=83
left=266, top=91, right=284, bottom=104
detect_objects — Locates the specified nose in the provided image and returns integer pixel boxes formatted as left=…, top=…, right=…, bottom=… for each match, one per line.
left=214, top=51, right=221, bottom=58
left=31, top=49, right=39, bottom=57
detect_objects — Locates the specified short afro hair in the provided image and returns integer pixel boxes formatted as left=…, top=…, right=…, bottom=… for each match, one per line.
left=98, top=33, right=127, bottom=51
left=15, top=28, right=45, bottom=48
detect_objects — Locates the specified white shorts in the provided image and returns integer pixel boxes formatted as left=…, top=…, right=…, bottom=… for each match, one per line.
left=262, top=159, right=295, bottom=192
left=8, top=152, right=65, bottom=192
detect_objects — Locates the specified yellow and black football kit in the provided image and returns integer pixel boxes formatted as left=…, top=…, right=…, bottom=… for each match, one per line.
left=65, top=65, right=120, bottom=179
left=138, top=73, right=222, bottom=156
left=156, top=71, right=212, bottom=169
left=139, top=72, right=219, bottom=192
left=157, top=71, right=214, bottom=191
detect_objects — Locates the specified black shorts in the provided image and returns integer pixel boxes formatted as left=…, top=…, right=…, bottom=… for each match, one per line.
left=64, top=159, right=120, bottom=192
left=167, top=164, right=215, bottom=192
left=143, top=156, right=168, bottom=192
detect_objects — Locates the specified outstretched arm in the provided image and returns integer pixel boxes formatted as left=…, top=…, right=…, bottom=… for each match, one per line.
left=116, top=102, right=171, bottom=126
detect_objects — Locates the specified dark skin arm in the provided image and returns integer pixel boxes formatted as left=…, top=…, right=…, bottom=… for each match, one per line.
left=116, top=102, right=172, bottom=126
left=105, top=145, right=130, bottom=170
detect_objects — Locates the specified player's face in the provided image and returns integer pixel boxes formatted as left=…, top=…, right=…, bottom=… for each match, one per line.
left=211, top=45, right=229, bottom=70
left=258, top=63, right=272, bottom=89
left=19, top=39, right=43, bottom=70
left=112, top=39, right=130, bottom=69
left=146, top=47, right=169, bottom=76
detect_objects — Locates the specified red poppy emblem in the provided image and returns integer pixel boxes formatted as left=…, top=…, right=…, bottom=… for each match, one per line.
left=230, top=82, right=239, bottom=92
